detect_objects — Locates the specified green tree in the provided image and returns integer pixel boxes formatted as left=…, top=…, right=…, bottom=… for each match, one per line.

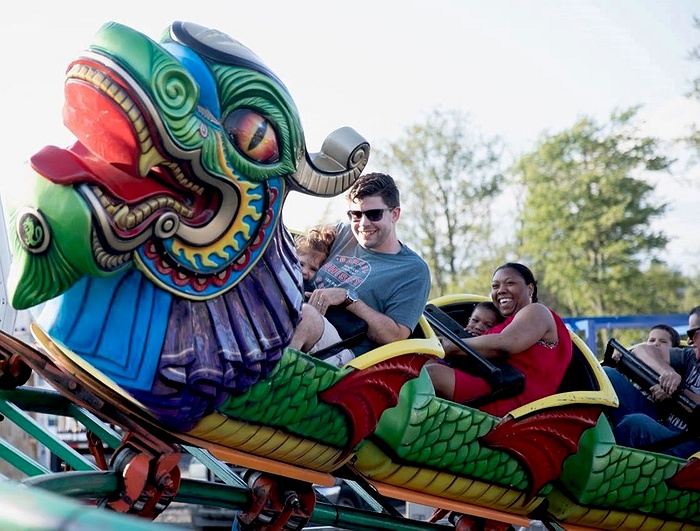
left=630, top=261, right=688, bottom=312
left=681, top=271, right=700, bottom=310
left=513, top=107, right=675, bottom=317
left=375, top=108, right=506, bottom=296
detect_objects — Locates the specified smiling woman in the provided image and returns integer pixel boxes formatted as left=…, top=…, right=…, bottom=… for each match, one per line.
left=426, top=262, right=573, bottom=416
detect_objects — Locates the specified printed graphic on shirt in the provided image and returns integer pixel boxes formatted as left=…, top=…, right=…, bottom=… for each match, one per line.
left=313, top=255, right=370, bottom=289
left=667, top=363, right=700, bottom=431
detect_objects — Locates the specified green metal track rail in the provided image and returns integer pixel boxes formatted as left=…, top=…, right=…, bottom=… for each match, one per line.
left=0, top=385, right=454, bottom=531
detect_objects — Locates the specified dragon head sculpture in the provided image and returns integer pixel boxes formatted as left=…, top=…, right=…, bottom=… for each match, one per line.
left=9, top=21, right=369, bottom=306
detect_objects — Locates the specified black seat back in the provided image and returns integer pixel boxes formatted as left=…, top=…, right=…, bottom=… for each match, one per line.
left=557, top=340, right=599, bottom=393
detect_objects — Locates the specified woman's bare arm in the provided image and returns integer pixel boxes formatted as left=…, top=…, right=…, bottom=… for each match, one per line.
left=461, top=303, right=555, bottom=359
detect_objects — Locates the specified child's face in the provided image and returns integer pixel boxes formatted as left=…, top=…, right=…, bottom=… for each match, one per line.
left=465, top=307, right=499, bottom=336
left=298, top=251, right=326, bottom=281
left=646, top=329, right=673, bottom=348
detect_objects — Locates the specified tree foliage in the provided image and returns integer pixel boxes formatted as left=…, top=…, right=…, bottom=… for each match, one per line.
left=375, top=108, right=506, bottom=296
left=681, top=271, right=700, bottom=310
left=513, top=107, right=675, bottom=316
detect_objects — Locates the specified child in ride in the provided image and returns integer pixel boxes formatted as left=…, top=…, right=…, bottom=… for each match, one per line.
left=440, top=301, right=503, bottom=354
left=464, top=302, right=502, bottom=337
left=295, top=224, right=336, bottom=293
left=294, top=225, right=354, bottom=367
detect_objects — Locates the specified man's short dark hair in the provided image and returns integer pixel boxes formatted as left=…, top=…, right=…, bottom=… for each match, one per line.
left=346, top=172, right=400, bottom=208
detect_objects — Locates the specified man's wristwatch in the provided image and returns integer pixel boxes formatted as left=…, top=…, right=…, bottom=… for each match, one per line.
left=343, top=288, right=359, bottom=307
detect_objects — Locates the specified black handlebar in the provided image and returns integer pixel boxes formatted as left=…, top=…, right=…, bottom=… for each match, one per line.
left=423, top=304, right=504, bottom=385
left=603, top=338, right=699, bottom=427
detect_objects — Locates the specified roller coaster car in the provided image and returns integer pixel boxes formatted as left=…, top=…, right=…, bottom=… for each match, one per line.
left=424, top=294, right=606, bottom=403
left=4, top=300, right=700, bottom=531
left=346, top=294, right=700, bottom=531
left=344, top=295, right=613, bottom=522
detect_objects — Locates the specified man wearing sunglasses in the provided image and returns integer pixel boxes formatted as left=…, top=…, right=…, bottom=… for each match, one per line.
left=291, top=172, right=431, bottom=358
left=603, top=305, right=700, bottom=458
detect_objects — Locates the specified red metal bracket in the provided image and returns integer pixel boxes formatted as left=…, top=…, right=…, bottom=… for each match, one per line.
left=236, top=471, right=316, bottom=530
left=106, top=433, right=182, bottom=520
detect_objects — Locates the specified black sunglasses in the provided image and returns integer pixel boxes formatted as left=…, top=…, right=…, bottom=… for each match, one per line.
left=687, top=327, right=700, bottom=340
left=346, top=208, right=393, bottom=222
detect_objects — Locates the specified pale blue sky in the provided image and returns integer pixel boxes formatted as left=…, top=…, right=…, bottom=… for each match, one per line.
left=2, top=0, right=699, bottom=273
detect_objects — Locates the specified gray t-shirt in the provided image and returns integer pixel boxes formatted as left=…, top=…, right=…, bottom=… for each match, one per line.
left=312, top=223, right=431, bottom=355
left=666, top=347, right=700, bottom=431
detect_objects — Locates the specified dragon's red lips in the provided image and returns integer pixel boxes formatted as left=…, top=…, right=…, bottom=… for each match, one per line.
left=56, top=57, right=212, bottom=211
left=30, top=53, right=220, bottom=239
left=63, top=61, right=144, bottom=176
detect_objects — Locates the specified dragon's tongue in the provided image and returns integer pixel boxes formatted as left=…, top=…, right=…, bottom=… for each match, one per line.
left=30, top=143, right=169, bottom=203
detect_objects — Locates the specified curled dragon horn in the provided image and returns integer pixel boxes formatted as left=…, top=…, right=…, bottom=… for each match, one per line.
left=291, top=126, right=370, bottom=197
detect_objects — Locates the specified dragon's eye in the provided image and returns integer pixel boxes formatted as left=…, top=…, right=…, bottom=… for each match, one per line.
left=224, top=109, right=280, bottom=164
